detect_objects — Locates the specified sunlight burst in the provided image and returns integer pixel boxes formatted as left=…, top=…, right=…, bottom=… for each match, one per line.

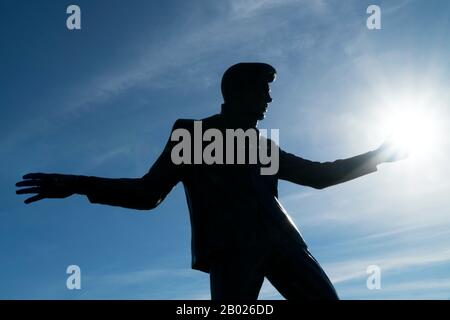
left=378, top=91, right=444, bottom=162
left=384, top=109, right=438, bottom=156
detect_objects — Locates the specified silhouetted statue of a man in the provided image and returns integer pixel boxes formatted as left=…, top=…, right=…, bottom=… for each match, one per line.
left=16, top=63, right=406, bottom=300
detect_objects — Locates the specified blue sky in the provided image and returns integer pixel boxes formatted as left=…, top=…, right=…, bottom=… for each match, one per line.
left=1, top=0, right=449, bottom=299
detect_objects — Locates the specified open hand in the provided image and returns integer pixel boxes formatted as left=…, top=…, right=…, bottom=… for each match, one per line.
left=16, top=173, right=77, bottom=204
left=375, top=136, right=410, bottom=163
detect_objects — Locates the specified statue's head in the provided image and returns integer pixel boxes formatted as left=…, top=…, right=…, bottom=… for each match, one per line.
left=221, top=62, right=276, bottom=121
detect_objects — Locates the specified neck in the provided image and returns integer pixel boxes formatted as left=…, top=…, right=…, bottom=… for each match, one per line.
left=220, top=103, right=258, bottom=129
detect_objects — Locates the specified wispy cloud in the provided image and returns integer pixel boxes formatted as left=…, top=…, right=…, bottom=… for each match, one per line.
left=86, top=268, right=193, bottom=286
left=338, top=278, right=450, bottom=300
left=1, top=0, right=336, bottom=152
left=325, top=245, right=450, bottom=284
left=259, top=228, right=450, bottom=299
left=228, top=0, right=328, bottom=19
left=82, top=267, right=210, bottom=299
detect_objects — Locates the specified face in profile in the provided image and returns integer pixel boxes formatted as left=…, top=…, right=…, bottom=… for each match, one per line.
left=238, top=82, right=273, bottom=121
left=221, top=63, right=276, bottom=123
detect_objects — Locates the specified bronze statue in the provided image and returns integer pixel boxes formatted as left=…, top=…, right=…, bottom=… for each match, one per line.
left=16, top=63, right=406, bottom=300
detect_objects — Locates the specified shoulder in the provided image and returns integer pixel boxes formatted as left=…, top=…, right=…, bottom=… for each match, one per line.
left=172, top=118, right=193, bottom=129
left=259, top=134, right=282, bottom=150
left=171, top=114, right=222, bottom=131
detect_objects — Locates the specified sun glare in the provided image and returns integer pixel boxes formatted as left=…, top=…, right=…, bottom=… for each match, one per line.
left=379, top=96, right=443, bottom=161
left=385, top=110, right=437, bottom=155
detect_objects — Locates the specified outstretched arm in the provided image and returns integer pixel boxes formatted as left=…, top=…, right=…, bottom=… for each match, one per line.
left=16, top=121, right=182, bottom=210
left=15, top=173, right=163, bottom=209
left=16, top=154, right=179, bottom=210
left=83, top=144, right=181, bottom=209
left=278, top=138, right=407, bottom=189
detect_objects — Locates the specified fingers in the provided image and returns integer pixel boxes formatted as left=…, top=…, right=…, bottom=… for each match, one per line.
left=16, top=173, right=48, bottom=204
left=16, top=187, right=42, bottom=195
left=17, top=173, right=58, bottom=189
left=16, top=180, right=42, bottom=187
left=23, top=173, right=52, bottom=180
left=16, top=173, right=61, bottom=204
left=24, top=194, right=46, bottom=204
left=16, top=186, right=45, bottom=204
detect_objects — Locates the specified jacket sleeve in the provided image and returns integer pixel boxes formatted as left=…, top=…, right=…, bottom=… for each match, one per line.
left=277, top=148, right=380, bottom=189
left=83, top=120, right=183, bottom=210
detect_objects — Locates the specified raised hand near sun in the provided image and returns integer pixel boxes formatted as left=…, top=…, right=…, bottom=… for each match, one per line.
left=375, top=135, right=410, bottom=163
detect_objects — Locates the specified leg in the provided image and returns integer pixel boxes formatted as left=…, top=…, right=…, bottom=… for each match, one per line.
left=266, top=242, right=339, bottom=300
left=209, top=247, right=268, bottom=300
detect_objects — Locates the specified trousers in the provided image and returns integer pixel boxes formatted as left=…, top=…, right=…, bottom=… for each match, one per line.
left=209, top=237, right=339, bottom=300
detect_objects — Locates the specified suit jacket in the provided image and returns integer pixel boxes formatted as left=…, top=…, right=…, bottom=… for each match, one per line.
left=85, top=113, right=379, bottom=273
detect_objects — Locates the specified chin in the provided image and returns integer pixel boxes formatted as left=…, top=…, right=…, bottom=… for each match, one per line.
left=257, top=111, right=267, bottom=120
left=242, top=111, right=265, bottom=123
